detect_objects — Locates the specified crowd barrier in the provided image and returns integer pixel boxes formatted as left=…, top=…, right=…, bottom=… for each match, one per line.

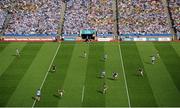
left=0, top=33, right=174, bottom=42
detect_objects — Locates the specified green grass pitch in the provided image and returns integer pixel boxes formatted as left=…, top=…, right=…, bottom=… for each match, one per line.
left=0, top=42, right=180, bottom=107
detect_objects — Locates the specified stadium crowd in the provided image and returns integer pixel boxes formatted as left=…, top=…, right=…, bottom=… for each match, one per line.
left=63, top=0, right=113, bottom=34
left=0, top=0, right=179, bottom=35
left=0, top=9, right=6, bottom=30
left=118, top=0, right=171, bottom=34
left=1, top=0, right=62, bottom=34
left=63, top=0, right=90, bottom=34
left=168, top=0, right=180, bottom=32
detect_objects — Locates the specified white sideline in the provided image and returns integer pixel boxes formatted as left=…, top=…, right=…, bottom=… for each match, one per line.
left=81, top=85, right=85, bottom=103
left=32, top=43, right=61, bottom=108
left=118, top=44, right=131, bottom=108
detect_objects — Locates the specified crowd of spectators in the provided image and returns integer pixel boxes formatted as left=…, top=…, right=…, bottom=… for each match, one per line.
left=118, top=0, right=171, bottom=34
left=0, top=0, right=179, bottom=35
left=63, top=0, right=113, bottom=34
left=63, top=0, right=90, bottom=34
left=168, top=0, right=180, bottom=32
left=0, top=9, right=6, bottom=31
left=1, top=0, right=62, bottom=35
left=90, top=0, right=113, bottom=34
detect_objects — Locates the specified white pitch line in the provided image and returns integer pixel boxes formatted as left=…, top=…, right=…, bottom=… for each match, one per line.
left=118, top=44, right=131, bottom=108
left=32, top=43, right=61, bottom=108
left=81, top=85, right=85, bottom=103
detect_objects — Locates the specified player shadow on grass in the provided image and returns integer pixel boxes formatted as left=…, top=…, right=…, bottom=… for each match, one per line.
left=96, top=76, right=104, bottom=79
left=12, top=54, right=18, bottom=57
left=96, top=76, right=116, bottom=81
left=96, top=90, right=103, bottom=94
left=99, top=59, right=106, bottom=62
left=32, top=97, right=35, bottom=100
left=107, top=77, right=114, bottom=80
left=49, top=70, right=55, bottom=73
left=53, top=94, right=62, bottom=99
left=79, top=55, right=85, bottom=58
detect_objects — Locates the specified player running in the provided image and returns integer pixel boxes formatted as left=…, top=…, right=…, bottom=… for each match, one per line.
left=112, top=72, right=118, bottom=80
left=155, top=51, right=160, bottom=59
left=137, top=67, right=144, bottom=77
left=151, top=55, right=156, bottom=64
left=102, top=83, right=108, bottom=94
left=16, top=48, right=20, bottom=56
left=83, top=51, right=87, bottom=58
left=51, top=64, right=56, bottom=72
left=55, top=89, right=64, bottom=98
left=33, top=89, right=41, bottom=102
left=103, top=53, right=107, bottom=61
left=100, top=71, right=106, bottom=78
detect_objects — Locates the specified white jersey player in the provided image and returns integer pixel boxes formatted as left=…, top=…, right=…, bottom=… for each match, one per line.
left=101, top=71, right=106, bottom=78
left=35, top=89, right=41, bottom=101
left=16, top=48, right=20, bottom=56
left=151, top=55, right=156, bottom=64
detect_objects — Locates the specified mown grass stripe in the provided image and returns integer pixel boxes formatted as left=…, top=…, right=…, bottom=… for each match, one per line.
left=171, top=42, right=180, bottom=58
left=35, top=42, right=75, bottom=107
left=57, top=42, right=89, bottom=106
left=0, top=43, right=27, bottom=77
left=0, top=43, right=43, bottom=106
left=154, top=42, right=180, bottom=92
left=137, top=42, right=180, bottom=106
left=120, top=42, right=157, bottom=107
left=82, top=42, right=105, bottom=107
left=32, top=42, right=61, bottom=107
left=6, top=43, right=59, bottom=107
left=104, top=42, right=129, bottom=107
left=118, top=43, right=131, bottom=107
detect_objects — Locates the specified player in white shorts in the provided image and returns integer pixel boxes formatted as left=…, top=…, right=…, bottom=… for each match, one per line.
left=16, top=48, right=20, bottom=56
left=58, top=89, right=64, bottom=97
left=84, top=51, right=87, bottom=58
left=104, top=54, right=107, bottom=61
left=139, top=68, right=144, bottom=77
left=112, top=72, right=118, bottom=80
left=101, top=71, right=106, bottom=78
left=35, top=89, right=41, bottom=101
left=151, top=55, right=156, bottom=64
left=102, top=83, right=108, bottom=94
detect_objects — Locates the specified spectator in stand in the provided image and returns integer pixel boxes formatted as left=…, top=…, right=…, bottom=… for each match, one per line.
left=2, top=0, right=62, bottom=35
left=118, top=0, right=171, bottom=34
left=63, top=0, right=113, bottom=35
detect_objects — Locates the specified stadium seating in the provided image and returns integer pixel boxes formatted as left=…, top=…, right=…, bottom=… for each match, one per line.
left=118, top=0, right=171, bottom=34
left=63, top=0, right=113, bottom=35
left=0, top=9, right=6, bottom=30
left=1, top=0, right=62, bottom=35
left=168, top=0, right=180, bottom=31
left=0, top=0, right=179, bottom=36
